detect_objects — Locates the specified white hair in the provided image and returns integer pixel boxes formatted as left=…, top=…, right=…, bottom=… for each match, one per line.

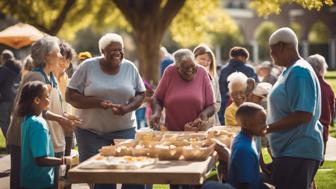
left=98, top=33, right=124, bottom=54
left=252, top=82, right=272, bottom=98
left=173, top=48, right=195, bottom=67
left=31, top=36, right=60, bottom=68
left=307, top=54, right=328, bottom=76
left=227, top=72, right=248, bottom=92
left=269, top=27, right=298, bottom=51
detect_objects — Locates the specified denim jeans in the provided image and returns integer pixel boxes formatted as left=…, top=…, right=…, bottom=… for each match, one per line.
left=75, top=127, right=149, bottom=189
left=75, top=127, right=136, bottom=162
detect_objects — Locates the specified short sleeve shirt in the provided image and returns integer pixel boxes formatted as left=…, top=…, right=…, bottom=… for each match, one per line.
left=154, top=65, right=215, bottom=131
left=228, top=131, right=265, bottom=189
left=266, top=59, right=323, bottom=161
left=20, top=116, right=54, bottom=189
left=224, top=103, right=238, bottom=126
left=68, top=57, right=146, bottom=134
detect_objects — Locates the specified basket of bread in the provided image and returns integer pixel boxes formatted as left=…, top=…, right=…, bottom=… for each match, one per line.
left=92, top=127, right=238, bottom=169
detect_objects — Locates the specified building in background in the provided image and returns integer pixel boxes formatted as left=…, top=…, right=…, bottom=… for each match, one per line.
left=221, top=0, right=336, bottom=69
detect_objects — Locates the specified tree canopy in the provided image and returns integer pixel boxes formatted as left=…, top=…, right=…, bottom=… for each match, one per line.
left=0, top=0, right=334, bottom=81
left=250, top=0, right=334, bottom=17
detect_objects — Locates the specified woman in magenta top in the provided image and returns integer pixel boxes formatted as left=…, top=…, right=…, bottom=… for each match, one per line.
left=150, top=49, right=215, bottom=131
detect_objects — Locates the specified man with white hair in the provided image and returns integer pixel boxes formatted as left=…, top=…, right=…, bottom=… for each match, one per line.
left=265, top=27, right=324, bottom=189
left=307, top=54, right=335, bottom=158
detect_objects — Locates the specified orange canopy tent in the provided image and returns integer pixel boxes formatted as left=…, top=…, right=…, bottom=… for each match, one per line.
left=0, top=23, right=46, bottom=49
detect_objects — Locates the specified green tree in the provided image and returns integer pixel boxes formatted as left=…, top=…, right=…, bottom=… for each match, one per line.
left=0, top=0, right=83, bottom=35
left=250, top=0, right=334, bottom=16
left=308, top=21, right=330, bottom=44
left=1, top=0, right=334, bottom=82
left=169, top=0, right=239, bottom=47
left=254, top=21, right=278, bottom=60
left=112, top=0, right=185, bottom=82
left=1, top=0, right=185, bottom=82
left=290, top=22, right=303, bottom=40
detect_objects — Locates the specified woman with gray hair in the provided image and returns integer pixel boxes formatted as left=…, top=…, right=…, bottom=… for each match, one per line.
left=265, top=27, right=323, bottom=189
left=66, top=33, right=146, bottom=189
left=151, top=49, right=215, bottom=189
left=151, top=48, right=215, bottom=132
left=307, top=54, right=335, bottom=157
left=7, top=36, right=79, bottom=189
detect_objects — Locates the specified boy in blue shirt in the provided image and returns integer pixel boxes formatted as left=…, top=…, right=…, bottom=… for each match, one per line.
left=202, top=102, right=268, bottom=189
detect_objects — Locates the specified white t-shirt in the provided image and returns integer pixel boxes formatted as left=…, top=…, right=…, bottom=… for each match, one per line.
left=68, top=57, right=146, bottom=134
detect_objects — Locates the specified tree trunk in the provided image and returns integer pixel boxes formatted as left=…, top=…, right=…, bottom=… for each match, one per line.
left=134, top=31, right=161, bottom=83
left=112, top=0, right=185, bottom=83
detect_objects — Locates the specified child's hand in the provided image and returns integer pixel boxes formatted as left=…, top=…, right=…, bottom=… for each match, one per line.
left=214, top=141, right=231, bottom=162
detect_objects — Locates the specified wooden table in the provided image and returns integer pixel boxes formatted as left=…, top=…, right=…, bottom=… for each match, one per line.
left=67, top=153, right=217, bottom=185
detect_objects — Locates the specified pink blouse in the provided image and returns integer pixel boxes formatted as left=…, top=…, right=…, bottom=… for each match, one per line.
left=154, top=65, right=215, bottom=131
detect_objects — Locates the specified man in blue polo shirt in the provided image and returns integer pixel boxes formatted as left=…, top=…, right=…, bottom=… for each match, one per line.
left=266, top=27, right=323, bottom=189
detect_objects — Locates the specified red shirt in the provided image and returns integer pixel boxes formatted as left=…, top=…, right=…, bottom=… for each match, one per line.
left=318, top=76, right=335, bottom=142
left=154, top=65, right=215, bottom=131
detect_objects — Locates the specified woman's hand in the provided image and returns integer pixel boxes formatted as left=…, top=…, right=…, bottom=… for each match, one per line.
left=150, top=113, right=161, bottom=130
left=110, top=104, right=128, bottom=115
left=194, top=117, right=208, bottom=131
left=45, top=111, right=80, bottom=130
left=184, top=118, right=208, bottom=131
left=184, top=122, right=199, bottom=132
left=100, top=100, right=114, bottom=109
left=56, top=113, right=81, bottom=130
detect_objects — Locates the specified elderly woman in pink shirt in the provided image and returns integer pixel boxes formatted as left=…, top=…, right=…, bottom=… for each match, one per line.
left=150, top=49, right=215, bottom=132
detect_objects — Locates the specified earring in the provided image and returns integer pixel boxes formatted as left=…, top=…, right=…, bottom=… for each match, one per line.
left=34, top=98, right=40, bottom=105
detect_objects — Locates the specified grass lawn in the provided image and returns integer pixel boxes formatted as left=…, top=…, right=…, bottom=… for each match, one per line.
left=315, top=161, right=336, bottom=189
left=318, top=70, right=336, bottom=189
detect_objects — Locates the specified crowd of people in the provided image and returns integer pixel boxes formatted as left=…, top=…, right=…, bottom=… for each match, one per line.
left=0, top=27, right=334, bottom=189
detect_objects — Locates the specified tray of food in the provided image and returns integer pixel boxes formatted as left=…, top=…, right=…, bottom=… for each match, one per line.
left=95, top=127, right=237, bottom=166
left=207, top=126, right=239, bottom=147
left=79, top=155, right=156, bottom=169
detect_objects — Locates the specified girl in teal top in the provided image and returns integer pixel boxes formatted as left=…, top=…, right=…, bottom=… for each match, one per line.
left=18, top=81, right=70, bottom=189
